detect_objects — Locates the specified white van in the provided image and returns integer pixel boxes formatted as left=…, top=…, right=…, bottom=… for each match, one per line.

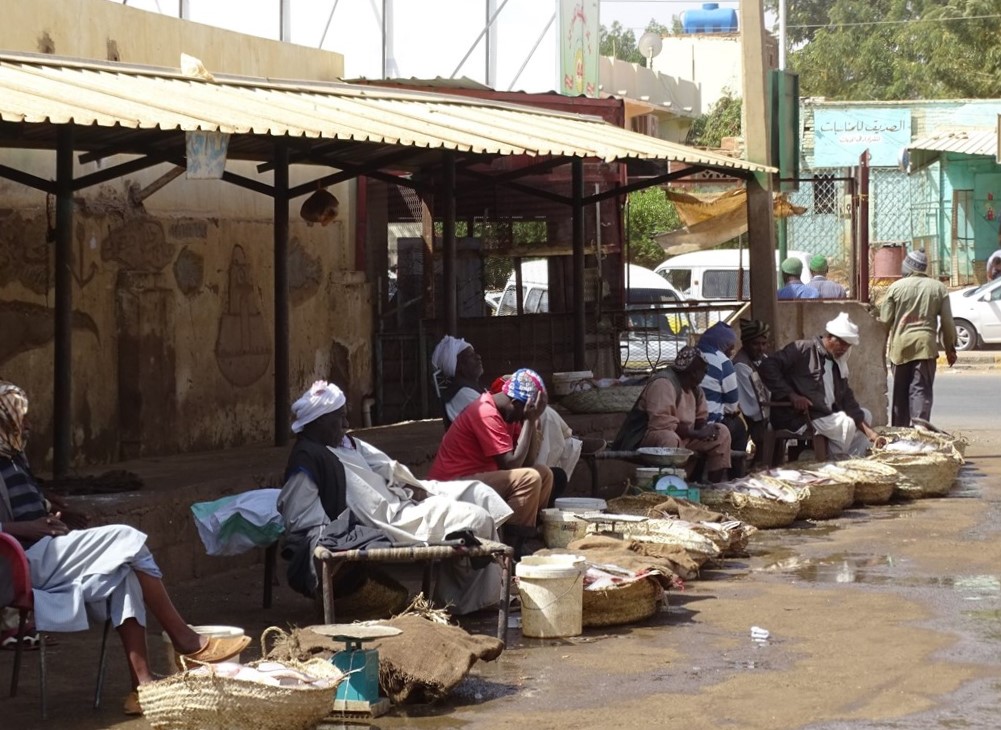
left=493, top=260, right=690, bottom=372
left=654, top=249, right=813, bottom=301
left=494, top=260, right=686, bottom=316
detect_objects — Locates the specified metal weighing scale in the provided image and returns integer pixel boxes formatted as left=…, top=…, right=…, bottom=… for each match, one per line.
left=310, top=623, right=402, bottom=720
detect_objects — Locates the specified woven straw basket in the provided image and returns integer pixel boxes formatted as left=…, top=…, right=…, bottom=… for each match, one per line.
left=771, top=466, right=856, bottom=520
left=831, top=459, right=899, bottom=505
left=582, top=576, right=662, bottom=628
left=560, top=385, right=643, bottom=414
left=699, top=486, right=800, bottom=529
left=868, top=452, right=959, bottom=499
left=607, top=493, right=674, bottom=517
left=876, top=427, right=965, bottom=464
left=794, top=480, right=856, bottom=520
left=139, top=648, right=342, bottom=730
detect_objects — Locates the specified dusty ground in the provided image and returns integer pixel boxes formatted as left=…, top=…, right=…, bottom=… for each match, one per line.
left=4, top=379, right=1001, bottom=729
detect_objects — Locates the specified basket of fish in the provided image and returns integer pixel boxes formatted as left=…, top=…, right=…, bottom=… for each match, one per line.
left=699, top=476, right=802, bottom=529
left=765, top=466, right=856, bottom=520
left=808, top=459, right=901, bottom=506
left=868, top=439, right=960, bottom=499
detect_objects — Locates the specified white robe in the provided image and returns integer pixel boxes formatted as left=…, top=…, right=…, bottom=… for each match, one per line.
left=333, top=439, right=513, bottom=615
left=25, top=524, right=160, bottom=632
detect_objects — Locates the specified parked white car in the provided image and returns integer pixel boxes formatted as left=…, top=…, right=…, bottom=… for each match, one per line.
left=948, top=278, right=1001, bottom=351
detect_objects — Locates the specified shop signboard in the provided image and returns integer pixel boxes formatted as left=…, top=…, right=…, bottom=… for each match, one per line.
left=813, top=108, right=911, bottom=168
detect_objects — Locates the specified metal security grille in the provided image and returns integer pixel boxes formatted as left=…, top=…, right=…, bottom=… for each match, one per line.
left=785, top=174, right=854, bottom=264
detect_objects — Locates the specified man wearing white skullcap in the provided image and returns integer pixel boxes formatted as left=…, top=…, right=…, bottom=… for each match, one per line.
left=880, top=248, right=957, bottom=426
left=760, top=313, right=879, bottom=459
left=278, top=380, right=512, bottom=614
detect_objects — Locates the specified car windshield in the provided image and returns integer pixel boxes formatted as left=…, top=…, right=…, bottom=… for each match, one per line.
left=963, top=282, right=995, bottom=297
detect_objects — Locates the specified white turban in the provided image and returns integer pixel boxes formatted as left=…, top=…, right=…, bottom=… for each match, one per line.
left=825, top=312, right=860, bottom=346
left=291, top=380, right=346, bottom=433
left=431, top=335, right=471, bottom=378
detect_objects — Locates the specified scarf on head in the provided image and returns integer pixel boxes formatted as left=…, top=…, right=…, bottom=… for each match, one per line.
left=430, top=335, right=471, bottom=379
left=698, top=322, right=738, bottom=354
left=291, top=380, right=346, bottom=434
left=0, top=382, right=28, bottom=459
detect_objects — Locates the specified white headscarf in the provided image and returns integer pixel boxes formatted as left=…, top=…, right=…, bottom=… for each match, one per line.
left=825, top=312, right=860, bottom=346
left=291, top=380, right=346, bottom=433
left=823, top=312, right=859, bottom=378
left=431, top=335, right=471, bottom=379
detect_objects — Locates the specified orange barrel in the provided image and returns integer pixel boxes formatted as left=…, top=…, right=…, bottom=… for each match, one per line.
left=873, top=245, right=906, bottom=279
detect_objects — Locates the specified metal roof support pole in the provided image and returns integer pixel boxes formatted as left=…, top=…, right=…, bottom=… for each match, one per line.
left=273, top=140, right=291, bottom=446
left=53, top=125, right=74, bottom=477
left=442, top=152, right=458, bottom=334
left=571, top=157, right=586, bottom=370
left=741, top=0, right=777, bottom=331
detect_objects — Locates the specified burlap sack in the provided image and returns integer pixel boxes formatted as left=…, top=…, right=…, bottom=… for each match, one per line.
left=371, top=615, right=504, bottom=703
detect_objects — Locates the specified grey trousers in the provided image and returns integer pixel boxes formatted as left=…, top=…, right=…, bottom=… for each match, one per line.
left=891, top=358, right=936, bottom=427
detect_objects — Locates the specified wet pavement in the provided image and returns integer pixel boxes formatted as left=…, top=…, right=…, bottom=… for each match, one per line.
left=5, top=371, right=1001, bottom=729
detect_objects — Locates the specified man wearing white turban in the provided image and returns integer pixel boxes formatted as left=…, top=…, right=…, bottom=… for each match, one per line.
left=759, top=313, right=879, bottom=459
left=278, top=381, right=512, bottom=615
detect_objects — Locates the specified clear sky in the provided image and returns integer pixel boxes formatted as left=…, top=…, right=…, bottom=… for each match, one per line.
left=112, top=0, right=742, bottom=91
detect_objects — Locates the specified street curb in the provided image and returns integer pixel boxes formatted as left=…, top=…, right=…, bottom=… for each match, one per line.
left=938, top=354, right=1001, bottom=370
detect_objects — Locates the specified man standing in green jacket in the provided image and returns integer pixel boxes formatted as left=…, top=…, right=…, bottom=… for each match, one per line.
left=880, top=250, right=957, bottom=427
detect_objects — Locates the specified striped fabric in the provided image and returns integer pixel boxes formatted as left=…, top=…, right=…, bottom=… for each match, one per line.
left=698, top=346, right=740, bottom=423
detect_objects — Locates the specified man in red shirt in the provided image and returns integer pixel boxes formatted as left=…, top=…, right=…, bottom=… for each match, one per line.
left=429, top=368, right=554, bottom=537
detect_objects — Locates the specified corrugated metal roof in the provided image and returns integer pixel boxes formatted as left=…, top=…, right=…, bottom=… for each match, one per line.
left=908, top=128, right=996, bottom=156
left=0, top=53, right=772, bottom=173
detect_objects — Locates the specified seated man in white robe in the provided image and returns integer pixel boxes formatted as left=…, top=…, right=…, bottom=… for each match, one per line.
left=278, top=380, right=512, bottom=615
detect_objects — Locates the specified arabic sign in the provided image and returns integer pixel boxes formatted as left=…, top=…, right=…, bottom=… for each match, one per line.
left=813, top=108, right=911, bottom=167
left=559, top=0, right=599, bottom=97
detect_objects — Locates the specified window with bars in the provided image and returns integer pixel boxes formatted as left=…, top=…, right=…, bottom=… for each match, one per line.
left=813, top=174, right=836, bottom=214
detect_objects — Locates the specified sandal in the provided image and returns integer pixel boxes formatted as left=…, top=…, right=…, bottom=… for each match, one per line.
left=0, top=628, right=41, bottom=651
left=174, top=634, right=251, bottom=671
left=123, top=690, right=142, bottom=716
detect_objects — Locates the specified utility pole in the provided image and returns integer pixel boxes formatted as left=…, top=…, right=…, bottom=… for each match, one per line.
left=740, top=0, right=778, bottom=331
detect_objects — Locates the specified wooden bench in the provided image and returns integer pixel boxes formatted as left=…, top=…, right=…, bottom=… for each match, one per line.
left=313, top=540, right=515, bottom=643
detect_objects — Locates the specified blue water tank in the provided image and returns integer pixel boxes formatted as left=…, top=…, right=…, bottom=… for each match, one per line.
left=681, top=3, right=738, bottom=34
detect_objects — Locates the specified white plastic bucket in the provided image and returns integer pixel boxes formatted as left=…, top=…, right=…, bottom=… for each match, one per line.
left=552, top=370, right=593, bottom=397
left=634, top=467, right=662, bottom=489
left=162, top=625, right=245, bottom=674
left=554, top=497, right=607, bottom=512
left=516, top=555, right=586, bottom=638
left=540, top=508, right=589, bottom=549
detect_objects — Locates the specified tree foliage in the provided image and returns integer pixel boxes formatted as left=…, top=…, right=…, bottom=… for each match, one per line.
left=599, top=19, right=674, bottom=64
left=686, top=93, right=742, bottom=148
left=777, top=0, right=1001, bottom=99
left=625, top=188, right=682, bottom=269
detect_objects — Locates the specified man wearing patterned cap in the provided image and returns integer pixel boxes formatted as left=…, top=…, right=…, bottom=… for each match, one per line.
left=429, top=368, right=554, bottom=551
left=805, top=255, right=847, bottom=299
left=879, top=248, right=957, bottom=426
left=626, top=346, right=732, bottom=482
left=278, top=380, right=512, bottom=614
left=760, top=313, right=879, bottom=458
left=734, top=319, right=772, bottom=468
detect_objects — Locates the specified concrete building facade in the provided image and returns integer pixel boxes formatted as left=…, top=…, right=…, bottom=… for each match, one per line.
left=1, top=0, right=371, bottom=468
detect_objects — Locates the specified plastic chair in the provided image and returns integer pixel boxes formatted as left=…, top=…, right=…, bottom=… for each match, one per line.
left=0, top=533, right=112, bottom=718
